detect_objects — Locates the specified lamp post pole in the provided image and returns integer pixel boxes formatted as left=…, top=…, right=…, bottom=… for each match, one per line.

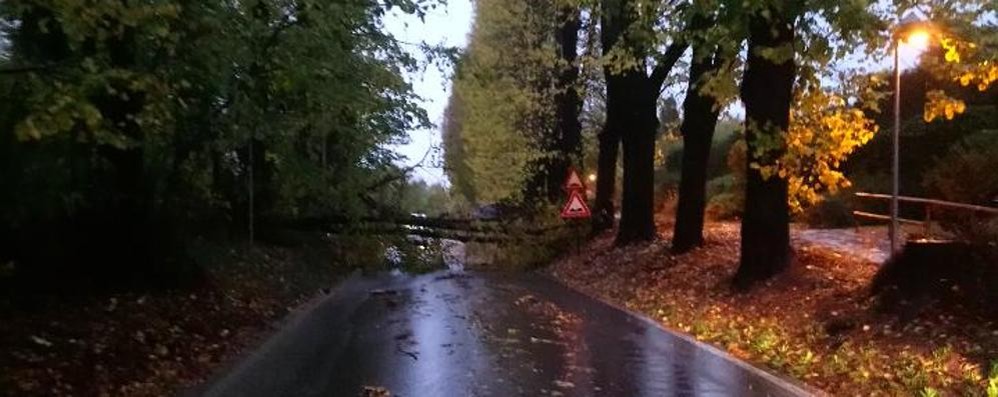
left=890, top=40, right=901, bottom=256
left=887, top=15, right=935, bottom=257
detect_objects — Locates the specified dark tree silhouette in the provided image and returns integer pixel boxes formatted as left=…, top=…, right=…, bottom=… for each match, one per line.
left=592, top=114, right=620, bottom=233
left=597, top=0, right=686, bottom=244
left=733, top=4, right=796, bottom=288
left=671, top=12, right=726, bottom=253
left=549, top=5, right=584, bottom=202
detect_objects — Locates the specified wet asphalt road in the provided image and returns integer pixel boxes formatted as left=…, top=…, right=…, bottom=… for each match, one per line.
left=194, top=271, right=812, bottom=397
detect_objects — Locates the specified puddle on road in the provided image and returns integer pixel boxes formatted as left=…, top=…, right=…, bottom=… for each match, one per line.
left=240, top=271, right=810, bottom=397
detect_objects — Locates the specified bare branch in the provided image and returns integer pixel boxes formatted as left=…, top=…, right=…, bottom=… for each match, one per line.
left=364, top=146, right=434, bottom=191
left=649, top=41, right=688, bottom=89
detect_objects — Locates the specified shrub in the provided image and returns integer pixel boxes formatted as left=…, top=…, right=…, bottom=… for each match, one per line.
left=706, top=192, right=743, bottom=220
left=923, top=130, right=998, bottom=206
left=704, top=139, right=746, bottom=220
left=800, top=193, right=856, bottom=229
left=923, top=130, right=998, bottom=242
left=872, top=239, right=998, bottom=316
left=707, top=174, right=738, bottom=198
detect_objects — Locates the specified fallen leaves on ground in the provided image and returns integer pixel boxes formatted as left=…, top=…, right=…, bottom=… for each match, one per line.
left=0, top=242, right=346, bottom=397
left=548, top=220, right=998, bottom=395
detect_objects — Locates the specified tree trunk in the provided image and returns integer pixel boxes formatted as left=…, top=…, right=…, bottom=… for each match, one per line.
left=592, top=0, right=627, bottom=233
left=593, top=71, right=623, bottom=232
left=592, top=122, right=619, bottom=233
left=550, top=5, right=583, bottom=203
left=734, top=6, right=796, bottom=289
left=615, top=80, right=659, bottom=245
left=672, top=46, right=722, bottom=253
left=595, top=0, right=686, bottom=239
left=247, top=136, right=277, bottom=243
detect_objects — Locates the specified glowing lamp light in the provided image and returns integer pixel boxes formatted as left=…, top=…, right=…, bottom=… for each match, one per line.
left=903, top=30, right=931, bottom=50
left=587, top=173, right=597, bottom=183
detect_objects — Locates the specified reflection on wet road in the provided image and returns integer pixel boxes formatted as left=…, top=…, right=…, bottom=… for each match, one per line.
left=197, top=271, right=812, bottom=397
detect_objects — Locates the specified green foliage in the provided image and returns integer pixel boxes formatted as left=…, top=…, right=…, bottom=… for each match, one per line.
left=708, top=120, right=741, bottom=178
left=0, top=0, right=431, bottom=221
left=657, top=118, right=741, bottom=192
left=988, top=361, right=998, bottom=397
left=706, top=191, right=742, bottom=220
left=376, top=178, right=458, bottom=217
left=392, top=236, right=447, bottom=274
left=0, top=0, right=439, bottom=280
left=705, top=137, right=746, bottom=219
left=441, top=89, right=476, bottom=203
left=446, top=0, right=563, bottom=205
left=653, top=130, right=682, bottom=188
left=465, top=208, right=583, bottom=270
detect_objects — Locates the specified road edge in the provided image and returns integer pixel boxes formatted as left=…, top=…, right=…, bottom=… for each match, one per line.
left=538, top=271, right=828, bottom=397
left=178, top=269, right=363, bottom=397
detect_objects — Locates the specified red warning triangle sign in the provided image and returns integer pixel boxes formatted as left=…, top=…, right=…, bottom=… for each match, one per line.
left=563, top=167, right=586, bottom=192
left=560, top=190, right=591, bottom=219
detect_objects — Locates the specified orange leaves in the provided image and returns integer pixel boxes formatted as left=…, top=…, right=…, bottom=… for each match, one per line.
left=762, top=88, right=878, bottom=212
left=956, top=62, right=998, bottom=92
left=938, top=37, right=996, bottom=93
left=941, top=38, right=965, bottom=64
left=923, top=90, right=967, bottom=122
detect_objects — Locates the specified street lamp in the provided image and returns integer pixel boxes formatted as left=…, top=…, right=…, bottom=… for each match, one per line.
left=889, top=16, right=934, bottom=256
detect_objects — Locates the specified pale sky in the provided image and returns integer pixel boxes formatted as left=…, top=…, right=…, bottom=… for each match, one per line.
left=385, top=0, right=474, bottom=186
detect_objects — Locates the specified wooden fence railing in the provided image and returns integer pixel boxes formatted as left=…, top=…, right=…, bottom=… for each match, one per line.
left=852, top=192, right=998, bottom=233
